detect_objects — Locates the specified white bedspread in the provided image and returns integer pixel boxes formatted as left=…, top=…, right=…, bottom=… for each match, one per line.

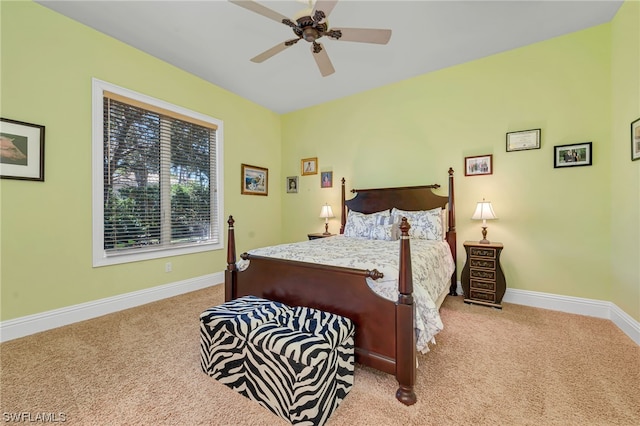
left=241, top=235, right=455, bottom=353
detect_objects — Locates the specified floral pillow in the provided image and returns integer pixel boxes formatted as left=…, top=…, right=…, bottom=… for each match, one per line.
left=343, top=210, right=391, bottom=239
left=369, top=222, right=400, bottom=241
left=391, top=207, right=443, bottom=240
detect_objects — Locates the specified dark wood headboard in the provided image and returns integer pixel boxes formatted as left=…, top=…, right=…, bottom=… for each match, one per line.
left=339, top=168, right=457, bottom=295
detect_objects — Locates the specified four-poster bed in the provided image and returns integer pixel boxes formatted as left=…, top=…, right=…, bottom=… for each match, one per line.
left=224, top=168, right=457, bottom=405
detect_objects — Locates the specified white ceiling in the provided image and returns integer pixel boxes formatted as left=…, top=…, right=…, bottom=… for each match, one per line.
left=36, top=0, right=622, bottom=114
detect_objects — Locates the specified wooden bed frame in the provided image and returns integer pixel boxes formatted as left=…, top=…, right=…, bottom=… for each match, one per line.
left=225, top=168, right=456, bottom=405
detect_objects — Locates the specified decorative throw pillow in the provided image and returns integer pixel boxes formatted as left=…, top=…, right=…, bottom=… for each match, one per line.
left=391, top=207, right=443, bottom=240
left=344, top=210, right=391, bottom=239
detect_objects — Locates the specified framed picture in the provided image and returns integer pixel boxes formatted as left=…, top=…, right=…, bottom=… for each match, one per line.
left=506, top=128, right=541, bottom=152
left=632, top=117, right=640, bottom=161
left=0, top=117, right=45, bottom=181
left=554, top=142, right=592, bottom=168
left=320, top=171, right=333, bottom=188
left=286, top=176, right=298, bottom=193
left=241, top=163, right=268, bottom=196
left=464, top=154, right=493, bottom=176
left=301, top=157, right=317, bottom=176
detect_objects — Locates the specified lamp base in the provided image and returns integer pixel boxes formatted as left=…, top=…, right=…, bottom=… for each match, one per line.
left=323, top=222, right=330, bottom=235
left=479, top=226, right=490, bottom=244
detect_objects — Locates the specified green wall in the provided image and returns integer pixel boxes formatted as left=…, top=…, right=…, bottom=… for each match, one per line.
left=1, top=1, right=638, bottom=324
left=610, top=0, right=640, bottom=321
left=0, top=1, right=282, bottom=320
left=282, top=6, right=638, bottom=322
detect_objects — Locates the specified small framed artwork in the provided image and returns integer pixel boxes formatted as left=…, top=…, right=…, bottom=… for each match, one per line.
left=506, top=128, right=541, bottom=152
left=464, top=154, right=493, bottom=176
left=286, top=176, right=298, bottom=193
left=631, top=117, right=640, bottom=161
left=241, top=163, right=268, bottom=196
left=553, top=142, right=592, bottom=168
left=0, top=117, right=45, bottom=181
left=321, top=171, right=333, bottom=188
left=301, top=157, right=318, bottom=176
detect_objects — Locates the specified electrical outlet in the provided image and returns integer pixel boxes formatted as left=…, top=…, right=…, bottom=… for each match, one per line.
left=165, top=262, right=172, bottom=273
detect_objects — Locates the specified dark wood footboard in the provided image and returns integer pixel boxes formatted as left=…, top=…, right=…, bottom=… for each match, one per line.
left=225, top=216, right=418, bottom=405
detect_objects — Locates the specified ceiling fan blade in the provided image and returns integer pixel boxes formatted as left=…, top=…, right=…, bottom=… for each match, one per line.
left=311, top=43, right=335, bottom=77
left=229, top=0, right=290, bottom=24
left=312, top=0, right=339, bottom=20
left=331, top=27, right=392, bottom=44
left=250, top=41, right=295, bottom=63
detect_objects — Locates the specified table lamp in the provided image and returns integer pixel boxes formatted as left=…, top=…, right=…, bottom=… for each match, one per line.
left=319, top=204, right=335, bottom=235
left=471, top=199, right=497, bottom=244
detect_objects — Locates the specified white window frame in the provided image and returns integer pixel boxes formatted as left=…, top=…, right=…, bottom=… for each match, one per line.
left=91, top=78, right=224, bottom=267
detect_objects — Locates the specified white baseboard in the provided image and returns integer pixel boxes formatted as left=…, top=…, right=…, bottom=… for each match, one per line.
left=452, top=282, right=639, bottom=346
left=3, top=276, right=638, bottom=347
left=502, top=287, right=640, bottom=346
left=0, top=272, right=223, bottom=343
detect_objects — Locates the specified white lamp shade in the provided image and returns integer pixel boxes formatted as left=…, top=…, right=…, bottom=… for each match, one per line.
left=471, top=200, right=497, bottom=221
left=319, top=204, right=335, bottom=219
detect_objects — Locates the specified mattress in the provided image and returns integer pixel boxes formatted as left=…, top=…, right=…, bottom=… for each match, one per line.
left=240, top=235, right=455, bottom=353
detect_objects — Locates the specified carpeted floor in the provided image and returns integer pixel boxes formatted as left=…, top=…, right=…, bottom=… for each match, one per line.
left=1, top=284, right=638, bottom=425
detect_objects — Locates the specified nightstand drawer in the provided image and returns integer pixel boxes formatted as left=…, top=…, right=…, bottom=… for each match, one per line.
left=469, top=247, right=496, bottom=259
left=470, top=269, right=496, bottom=281
left=470, top=279, right=495, bottom=292
left=470, top=258, right=496, bottom=269
left=469, top=290, right=496, bottom=303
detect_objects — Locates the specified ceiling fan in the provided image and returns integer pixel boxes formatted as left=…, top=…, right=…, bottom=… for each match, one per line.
left=229, top=0, right=392, bottom=77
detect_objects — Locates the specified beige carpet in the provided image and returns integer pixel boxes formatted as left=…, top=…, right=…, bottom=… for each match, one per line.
left=1, top=284, right=638, bottom=425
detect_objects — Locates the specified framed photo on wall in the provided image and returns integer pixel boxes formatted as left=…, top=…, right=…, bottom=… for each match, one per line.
left=0, top=117, right=45, bottom=181
left=506, top=128, right=541, bottom=152
left=301, top=157, right=317, bottom=175
left=286, top=176, right=298, bottom=193
left=320, top=171, right=333, bottom=188
left=464, top=154, right=493, bottom=176
left=241, top=163, right=268, bottom=196
left=553, top=142, right=592, bottom=168
left=632, top=117, right=640, bottom=161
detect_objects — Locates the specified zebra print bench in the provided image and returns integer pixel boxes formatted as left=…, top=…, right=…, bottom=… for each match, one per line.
left=200, top=295, right=355, bottom=426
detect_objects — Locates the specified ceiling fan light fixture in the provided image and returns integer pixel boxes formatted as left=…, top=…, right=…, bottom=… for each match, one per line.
left=302, top=27, right=320, bottom=42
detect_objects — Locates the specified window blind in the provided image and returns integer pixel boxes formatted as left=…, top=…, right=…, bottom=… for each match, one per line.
left=102, top=93, right=218, bottom=255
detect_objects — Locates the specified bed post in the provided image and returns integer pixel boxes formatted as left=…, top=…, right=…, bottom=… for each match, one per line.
left=340, top=177, right=346, bottom=234
left=224, top=215, right=237, bottom=302
left=447, top=168, right=458, bottom=296
left=395, top=218, right=417, bottom=406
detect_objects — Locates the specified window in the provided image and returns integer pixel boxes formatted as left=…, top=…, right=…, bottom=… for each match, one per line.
left=92, top=79, right=224, bottom=266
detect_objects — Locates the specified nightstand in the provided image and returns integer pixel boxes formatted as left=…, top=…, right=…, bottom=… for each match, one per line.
left=308, top=233, right=334, bottom=240
left=461, top=241, right=506, bottom=309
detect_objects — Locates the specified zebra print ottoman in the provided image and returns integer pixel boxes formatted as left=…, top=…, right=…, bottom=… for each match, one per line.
left=200, top=295, right=289, bottom=381
left=200, top=297, right=355, bottom=426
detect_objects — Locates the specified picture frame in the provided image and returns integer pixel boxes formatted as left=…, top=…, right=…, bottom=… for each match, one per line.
left=631, top=117, right=640, bottom=161
left=320, top=171, right=333, bottom=188
left=464, top=154, right=493, bottom=176
left=286, top=176, right=298, bottom=193
left=241, top=163, right=268, bottom=196
left=301, top=157, right=318, bottom=176
left=0, top=117, right=45, bottom=181
left=506, top=128, right=541, bottom=152
left=553, top=142, right=592, bottom=168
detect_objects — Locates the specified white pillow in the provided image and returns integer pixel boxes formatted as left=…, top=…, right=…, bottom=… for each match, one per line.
left=391, top=207, right=443, bottom=240
left=369, top=222, right=400, bottom=241
left=344, top=210, right=391, bottom=239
